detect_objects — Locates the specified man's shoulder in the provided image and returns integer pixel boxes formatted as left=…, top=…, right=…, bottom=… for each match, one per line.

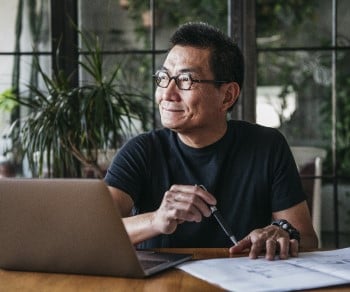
left=229, top=120, right=282, bottom=137
left=228, top=120, right=288, bottom=152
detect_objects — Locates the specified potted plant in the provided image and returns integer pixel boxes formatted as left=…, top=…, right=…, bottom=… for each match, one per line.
left=9, top=31, right=151, bottom=178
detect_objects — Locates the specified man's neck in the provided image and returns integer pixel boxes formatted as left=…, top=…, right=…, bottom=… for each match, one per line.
left=176, top=123, right=228, bottom=148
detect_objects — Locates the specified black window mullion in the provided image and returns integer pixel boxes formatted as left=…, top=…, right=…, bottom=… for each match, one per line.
left=51, top=0, right=78, bottom=88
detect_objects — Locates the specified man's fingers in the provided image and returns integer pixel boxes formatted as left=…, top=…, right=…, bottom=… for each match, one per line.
left=231, top=226, right=299, bottom=260
left=229, top=238, right=251, bottom=254
left=289, top=239, right=299, bottom=257
left=277, top=237, right=290, bottom=259
left=160, top=185, right=216, bottom=226
left=170, top=184, right=217, bottom=205
left=265, top=238, right=278, bottom=260
left=249, top=240, right=265, bottom=259
left=171, top=201, right=204, bottom=222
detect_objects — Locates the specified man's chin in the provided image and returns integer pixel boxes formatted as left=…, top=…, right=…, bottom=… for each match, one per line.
left=162, top=124, right=180, bottom=131
left=161, top=120, right=182, bottom=131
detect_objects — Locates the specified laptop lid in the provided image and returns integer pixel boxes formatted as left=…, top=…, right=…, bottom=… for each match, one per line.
left=0, top=179, right=191, bottom=277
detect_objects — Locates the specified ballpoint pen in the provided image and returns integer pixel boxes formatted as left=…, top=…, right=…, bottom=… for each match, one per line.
left=197, top=184, right=238, bottom=245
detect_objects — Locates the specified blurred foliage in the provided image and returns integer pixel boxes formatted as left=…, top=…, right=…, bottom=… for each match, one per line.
left=256, top=0, right=316, bottom=43
left=0, top=89, right=18, bottom=112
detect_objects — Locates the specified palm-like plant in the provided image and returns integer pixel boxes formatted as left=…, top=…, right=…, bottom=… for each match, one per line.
left=13, top=32, right=151, bottom=178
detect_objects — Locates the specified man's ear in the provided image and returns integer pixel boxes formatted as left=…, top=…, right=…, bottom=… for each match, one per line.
left=222, top=82, right=240, bottom=111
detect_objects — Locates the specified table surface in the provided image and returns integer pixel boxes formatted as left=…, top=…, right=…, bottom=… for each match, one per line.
left=1, top=248, right=349, bottom=292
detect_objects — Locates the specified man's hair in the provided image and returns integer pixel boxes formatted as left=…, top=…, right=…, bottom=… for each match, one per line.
left=170, top=22, right=244, bottom=90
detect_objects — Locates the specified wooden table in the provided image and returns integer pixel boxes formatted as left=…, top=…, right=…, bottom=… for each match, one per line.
left=1, top=248, right=349, bottom=291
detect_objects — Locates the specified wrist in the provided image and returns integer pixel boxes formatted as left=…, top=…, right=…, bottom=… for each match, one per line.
left=152, top=210, right=177, bottom=235
left=271, top=219, right=301, bottom=243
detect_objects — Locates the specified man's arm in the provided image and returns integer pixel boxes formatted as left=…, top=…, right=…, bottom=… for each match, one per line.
left=107, top=186, right=134, bottom=217
left=107, top=186, right=160, bottom=244
left=272, top=200, right=318, bottom=250
left=107, top=184, right=216, bottom=245
left=229, top=200, right=318, bottom=260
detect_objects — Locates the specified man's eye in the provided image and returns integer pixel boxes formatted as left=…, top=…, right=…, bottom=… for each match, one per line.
left=178, top=74, right=191, bottom=82
left=158, top=72, right=167, bottom=77
left=158, top=73, right=169, bottom=80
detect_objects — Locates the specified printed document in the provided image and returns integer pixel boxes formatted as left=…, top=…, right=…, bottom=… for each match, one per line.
left=177, top=247, right=350, bottom=292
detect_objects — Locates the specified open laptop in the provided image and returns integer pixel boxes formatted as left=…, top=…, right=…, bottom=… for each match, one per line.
left=0, top=179, right=192, bottom=277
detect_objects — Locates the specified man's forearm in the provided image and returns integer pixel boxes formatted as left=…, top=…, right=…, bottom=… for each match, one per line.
left=122, top=212, right=160, bottom=245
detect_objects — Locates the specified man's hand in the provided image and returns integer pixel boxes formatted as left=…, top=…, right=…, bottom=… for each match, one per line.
left=229, top=225, right=299, bottom=260
left=152, top=184, right=217, bottom=234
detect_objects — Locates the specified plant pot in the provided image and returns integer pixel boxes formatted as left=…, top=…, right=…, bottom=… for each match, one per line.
left=82, top=149, right=117, bottom=178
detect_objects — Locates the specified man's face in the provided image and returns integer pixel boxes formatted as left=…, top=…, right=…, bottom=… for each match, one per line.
left=155, top=45, right=227, bottom=134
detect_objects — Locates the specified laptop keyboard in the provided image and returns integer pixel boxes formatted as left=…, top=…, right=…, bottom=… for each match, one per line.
left=137, top=251, right=172, bottom=270
left=140, top=259, right=169, bottom=270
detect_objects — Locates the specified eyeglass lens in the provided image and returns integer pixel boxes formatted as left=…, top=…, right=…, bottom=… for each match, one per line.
left=155, top=71, right=193, bottom=90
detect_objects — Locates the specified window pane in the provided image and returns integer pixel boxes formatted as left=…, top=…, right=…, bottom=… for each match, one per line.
left=154, top=1, right=228, bottom=50
left=338, top=0, right=350, bottom=47
left=335, top=51, right=350, bottom=178
left=256, top=0, right=332, bottom=48
left=0, top=1, right=19, bottom=52
left=79, top=0, right=151, bottom=50
left=0, top=57, right=13, bottom=157
left=79, top=0, right=228, bottom=51
left=0, top=55, right=51, bottom=172
left=256, top=51, right=332, bottom=170
left=0, top=56, right=14, bottom=91
left=0, top=0, right=51, bottom=53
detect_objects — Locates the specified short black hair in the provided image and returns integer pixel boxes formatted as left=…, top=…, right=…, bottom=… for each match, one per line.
left=170, top=22, right=244, bottom=90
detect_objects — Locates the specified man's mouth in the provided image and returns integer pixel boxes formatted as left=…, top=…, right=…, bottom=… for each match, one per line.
left=162, top=107, right=183, bottom=112
left=160, top=102, right=184, bottom=112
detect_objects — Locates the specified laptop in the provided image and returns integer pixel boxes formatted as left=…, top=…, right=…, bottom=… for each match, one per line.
left=0, top=179, right=192, bottom=277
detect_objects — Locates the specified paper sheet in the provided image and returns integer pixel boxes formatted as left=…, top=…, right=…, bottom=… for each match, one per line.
left=177, top=247, right=350, bottom=292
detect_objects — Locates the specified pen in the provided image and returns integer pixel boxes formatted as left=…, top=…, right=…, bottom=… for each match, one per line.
left=197, top=184, right=238, bottom=246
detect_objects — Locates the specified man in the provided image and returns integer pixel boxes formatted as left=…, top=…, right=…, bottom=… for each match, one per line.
left=105, top=22, right=318, bottom=260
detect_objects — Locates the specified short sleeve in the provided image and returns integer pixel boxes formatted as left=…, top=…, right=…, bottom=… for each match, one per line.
left=104, top=134, right=151, bottom=203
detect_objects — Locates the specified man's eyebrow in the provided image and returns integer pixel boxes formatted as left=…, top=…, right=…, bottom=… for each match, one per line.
left=160, top=66, right=200, bottom=74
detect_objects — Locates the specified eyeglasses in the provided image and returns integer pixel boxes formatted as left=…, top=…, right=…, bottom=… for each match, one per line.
left=153, top=70, right=230, bottom=90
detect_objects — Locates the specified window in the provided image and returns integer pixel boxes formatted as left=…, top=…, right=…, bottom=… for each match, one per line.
left=0, top=0, right=51, bottom=177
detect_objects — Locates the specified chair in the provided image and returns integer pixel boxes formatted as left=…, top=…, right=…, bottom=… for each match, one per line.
left=290, top=146, right=327, bottom=247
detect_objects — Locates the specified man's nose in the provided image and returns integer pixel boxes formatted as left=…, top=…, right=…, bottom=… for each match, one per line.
left=162, top=78, right=179, bottom=94
left=167, top=77, right=178, bottom=90
left=157, top=80, right=181, bottom=101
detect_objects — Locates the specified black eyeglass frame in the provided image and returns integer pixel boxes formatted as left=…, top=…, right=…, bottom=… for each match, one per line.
left=153, top=70, right=230, bottom=90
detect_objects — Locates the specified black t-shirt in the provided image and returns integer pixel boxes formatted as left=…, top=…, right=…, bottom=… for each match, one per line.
left=104, top=120, right=306, bottom=248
